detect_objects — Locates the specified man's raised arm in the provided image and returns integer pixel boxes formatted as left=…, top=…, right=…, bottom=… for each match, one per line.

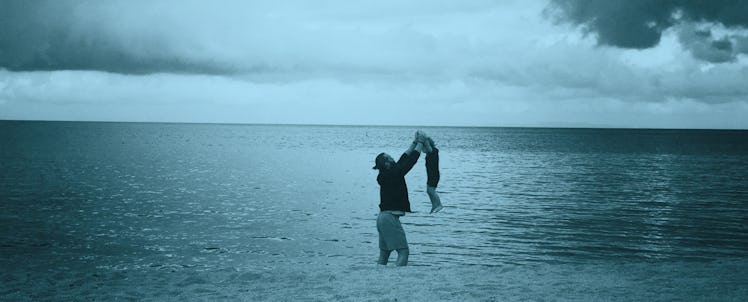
left=395, top=132, right=423, bottom=175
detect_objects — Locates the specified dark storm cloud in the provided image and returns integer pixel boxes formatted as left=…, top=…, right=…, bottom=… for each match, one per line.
left=676, top=26, right=735, bottom=63
left=0, top=0, right=232, bottom=74
left=547, top=0, right=748, bottom=62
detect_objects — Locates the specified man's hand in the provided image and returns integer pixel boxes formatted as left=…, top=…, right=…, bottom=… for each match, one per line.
left=416, top=130, right=429, bottom=143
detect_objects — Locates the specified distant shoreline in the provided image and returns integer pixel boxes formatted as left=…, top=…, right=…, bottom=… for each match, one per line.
left=2, top=119, right=746, bottom=131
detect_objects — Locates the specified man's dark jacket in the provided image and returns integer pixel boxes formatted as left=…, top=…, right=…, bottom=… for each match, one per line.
left=377, top=151, right=420, bottom=212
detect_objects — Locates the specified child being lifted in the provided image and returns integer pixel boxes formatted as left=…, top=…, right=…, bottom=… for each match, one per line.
left=417, top=131, right=443, bottom=214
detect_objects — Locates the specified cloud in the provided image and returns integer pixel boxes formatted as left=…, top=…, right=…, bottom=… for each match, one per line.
left=0, top=0, right=511, bottom=75
left=1, top=0, right=747, bottom=128
left=546, top=0, right=748, bottom=62
left=676, top=25, right=734, bottom=63
left=0, top=68, right=539, bottom=126
left=0, top=0, right=239, bottom=74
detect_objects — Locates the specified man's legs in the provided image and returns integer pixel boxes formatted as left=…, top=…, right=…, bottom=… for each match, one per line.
left=395, top=248, right=409, bottom=266
left=378, top=249, right=393, bottom=265
left=377, top=212, right=409, bottom=266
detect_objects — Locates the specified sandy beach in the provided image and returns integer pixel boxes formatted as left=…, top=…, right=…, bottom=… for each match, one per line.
left=2, top=258, right=746, bottom=301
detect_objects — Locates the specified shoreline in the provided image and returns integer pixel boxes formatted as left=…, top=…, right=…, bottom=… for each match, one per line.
left=2, top=119, right=747, bottom=131
left=2, top=259, right=746, bottom=301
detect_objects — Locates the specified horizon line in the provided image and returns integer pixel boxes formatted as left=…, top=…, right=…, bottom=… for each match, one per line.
left=1, top=118, right=746, bottom=131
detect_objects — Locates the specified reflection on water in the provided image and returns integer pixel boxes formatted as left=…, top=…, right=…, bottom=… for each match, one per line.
left=1, top=121, right=747, bottom=272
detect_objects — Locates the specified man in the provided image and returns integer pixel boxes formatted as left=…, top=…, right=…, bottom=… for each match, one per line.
left=372, top=132, right=422, bottom=266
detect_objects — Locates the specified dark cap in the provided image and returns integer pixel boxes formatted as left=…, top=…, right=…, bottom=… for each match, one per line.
left=372, top=153, right=387, bottom=170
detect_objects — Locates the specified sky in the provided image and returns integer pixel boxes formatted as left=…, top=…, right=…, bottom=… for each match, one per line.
left=1, top=0, right=747, bottom=129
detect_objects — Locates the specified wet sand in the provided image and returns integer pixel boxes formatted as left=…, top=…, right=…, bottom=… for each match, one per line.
left=2, top=259, right=746, bottom=301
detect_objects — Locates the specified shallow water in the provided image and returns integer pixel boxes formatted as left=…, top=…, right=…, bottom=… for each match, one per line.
left=1, top=121, right=747, bottom=276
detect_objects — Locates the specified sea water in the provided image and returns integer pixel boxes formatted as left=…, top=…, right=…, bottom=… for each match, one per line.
left=2, top=121, right=747, bottom=274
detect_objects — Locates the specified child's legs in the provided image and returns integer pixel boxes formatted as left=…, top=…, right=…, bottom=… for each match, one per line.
left=378, top=249, right=392, bottom=265
left=427, top=186, right=443, bottom=214
left=425, top=149, right=440, bottom=187
left=427, top=186, right=441, bottom=205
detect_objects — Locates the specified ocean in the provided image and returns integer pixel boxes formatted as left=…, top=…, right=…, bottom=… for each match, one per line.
left=2, top=121, right=747, bottom=300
